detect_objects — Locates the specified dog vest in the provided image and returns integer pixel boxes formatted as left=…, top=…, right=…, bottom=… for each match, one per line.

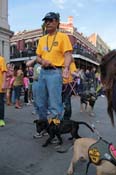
left=86, top=137, right=116, bottom=174
left=48, top=118, right=60, bottom=125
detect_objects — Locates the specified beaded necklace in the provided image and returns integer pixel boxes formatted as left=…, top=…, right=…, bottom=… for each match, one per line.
left=46, top=32, right=57, bottom=52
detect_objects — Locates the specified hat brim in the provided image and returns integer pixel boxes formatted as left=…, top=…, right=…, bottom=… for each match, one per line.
left=42, top=17, right=54, bottom=21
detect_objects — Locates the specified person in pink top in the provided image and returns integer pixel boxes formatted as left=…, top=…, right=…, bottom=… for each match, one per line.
left=6, top=63, right=14, bottom=105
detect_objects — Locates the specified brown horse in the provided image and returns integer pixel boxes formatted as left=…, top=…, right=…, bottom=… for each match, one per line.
left=100, top=49, right=116, bottom=126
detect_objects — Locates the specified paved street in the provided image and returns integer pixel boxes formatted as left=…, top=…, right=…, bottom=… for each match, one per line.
left=0, top=96, right=116, bottom=175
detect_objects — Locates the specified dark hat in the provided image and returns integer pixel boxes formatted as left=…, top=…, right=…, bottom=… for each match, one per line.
left=42, top=12, right=60, bottom=21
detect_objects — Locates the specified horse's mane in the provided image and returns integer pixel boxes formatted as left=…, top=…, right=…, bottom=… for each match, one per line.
left=100, top=50, right=116, bottom=126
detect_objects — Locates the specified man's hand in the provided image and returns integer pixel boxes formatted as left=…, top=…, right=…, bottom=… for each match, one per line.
left=62, top=67, right=70, bottom=79
left=2, top=83, right=6, bottom=91
left=41, top=59, right=52, bottom=67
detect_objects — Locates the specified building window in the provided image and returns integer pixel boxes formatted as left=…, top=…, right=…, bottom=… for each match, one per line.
left=2, top=40, right=4, bottom=56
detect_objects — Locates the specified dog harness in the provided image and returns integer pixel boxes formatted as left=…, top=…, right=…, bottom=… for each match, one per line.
left=48, top=118, right=60, bottom=125
left=86, top=137, right=116, bottom=174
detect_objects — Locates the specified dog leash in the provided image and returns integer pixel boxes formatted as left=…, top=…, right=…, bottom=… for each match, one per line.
left=91, top=124, right=101, bottom=139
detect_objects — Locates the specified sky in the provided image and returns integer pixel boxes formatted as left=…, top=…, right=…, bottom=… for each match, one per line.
left=8, top=0, right=116, bottom=49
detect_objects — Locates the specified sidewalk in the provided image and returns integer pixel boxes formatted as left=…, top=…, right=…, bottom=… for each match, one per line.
left=0, top=96, right=116, bottom=175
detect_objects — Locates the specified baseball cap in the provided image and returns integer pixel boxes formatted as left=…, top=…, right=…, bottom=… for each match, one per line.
left=42, top=12, right=59, bottom=21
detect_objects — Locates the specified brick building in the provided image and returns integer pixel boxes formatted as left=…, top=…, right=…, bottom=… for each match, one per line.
left=10, top=16, right=109, bottom=68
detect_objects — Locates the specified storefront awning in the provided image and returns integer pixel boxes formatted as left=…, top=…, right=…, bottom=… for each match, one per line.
left=72, top=54, right=100, bottom=66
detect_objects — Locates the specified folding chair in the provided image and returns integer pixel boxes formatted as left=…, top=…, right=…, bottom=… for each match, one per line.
left=68, top=77, right=78, bottom=96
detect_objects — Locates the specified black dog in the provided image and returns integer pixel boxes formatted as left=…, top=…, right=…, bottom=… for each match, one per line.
left=34, top=119, right=94, bottom=147
left=80, top=92, right=97, bottom=115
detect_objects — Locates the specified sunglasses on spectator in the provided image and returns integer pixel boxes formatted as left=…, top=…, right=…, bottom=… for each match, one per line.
left=45, top=19, right=56, bottom=23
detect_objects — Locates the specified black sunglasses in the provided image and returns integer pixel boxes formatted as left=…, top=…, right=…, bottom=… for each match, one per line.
left=45, top=19, right=54, bottom=23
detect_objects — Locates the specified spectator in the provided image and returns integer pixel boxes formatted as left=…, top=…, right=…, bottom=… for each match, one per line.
left=27, top=66, right=34, bottom=104
left=32, top=63, right=41, bottom=115
left=26, top=60, right=41, bottom=115
left=9, top=74, right=16, bottom=104
left=62, top=61, right=78, bottom=120
left=26, top=60, right=42, bottom=138
left=23, top=71, right=30, bottom=105
left=77, top=67, right=86, bottom=94
left=85, top=69, right=92, bottom=91
left=90, top=67, right=96, bottom=90
left=6, top=63, right=14, bottom=105
left=13, top=65, right=23, bottom=109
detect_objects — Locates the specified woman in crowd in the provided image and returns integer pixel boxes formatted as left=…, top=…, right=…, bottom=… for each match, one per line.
left=13, top=65, right=23, bottom=109
left=5, top=63, right=14, bottom=105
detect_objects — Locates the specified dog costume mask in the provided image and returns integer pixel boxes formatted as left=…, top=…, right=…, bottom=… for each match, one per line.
left=86, top=137, right=116, bottom=174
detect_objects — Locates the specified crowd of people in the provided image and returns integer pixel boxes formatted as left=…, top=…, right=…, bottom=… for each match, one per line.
left=0, top=12, right=104, bottom=130
left=0, top=11, right=116, bottom=175
left=0, top=57, right=41, bottom=127
left=0, top=57, right=103, bottom=127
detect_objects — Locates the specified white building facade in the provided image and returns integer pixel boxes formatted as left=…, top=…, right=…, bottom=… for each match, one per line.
left=0, top=0, right=13, bottom=61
